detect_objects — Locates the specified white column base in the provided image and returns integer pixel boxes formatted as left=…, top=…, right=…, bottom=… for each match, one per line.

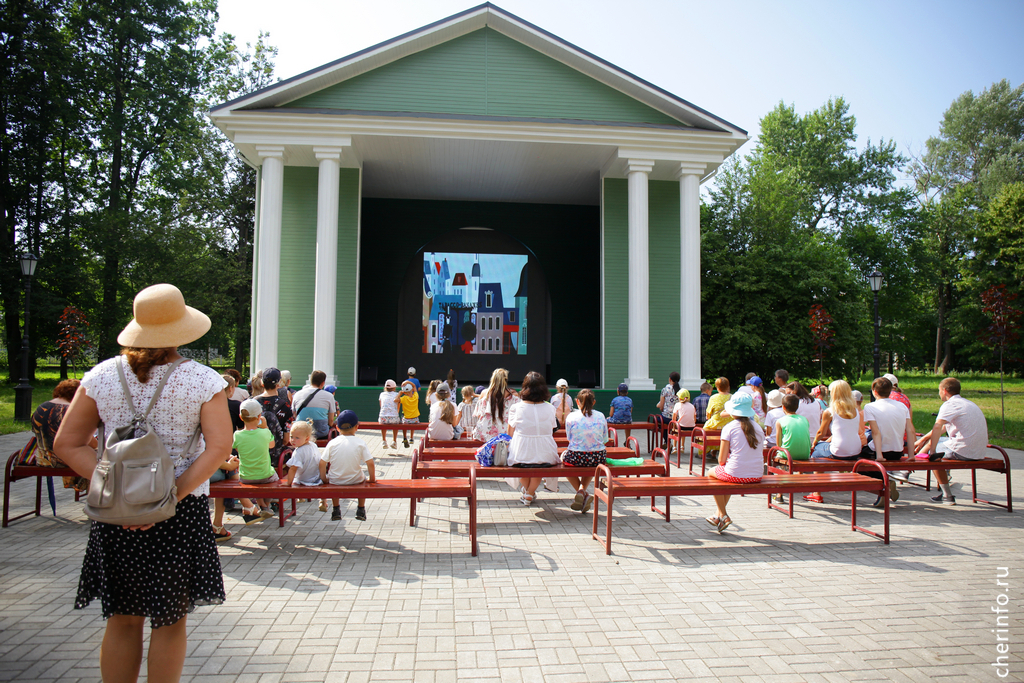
left=326, top=375, right=338, bottom=386
left=625, top=377, right=657, bottom=391
left=680, top=377, right=705, bottom=390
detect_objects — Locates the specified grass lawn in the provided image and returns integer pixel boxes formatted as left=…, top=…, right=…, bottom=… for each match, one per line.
left=850, top=372, right=1023, bottom=451
left=0, top=371, right=70, bottom=435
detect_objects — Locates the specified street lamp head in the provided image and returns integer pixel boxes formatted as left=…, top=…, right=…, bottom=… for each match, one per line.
left=18, top=253, right=38, bottom=278
left=868, top=269, right=883, bottom=293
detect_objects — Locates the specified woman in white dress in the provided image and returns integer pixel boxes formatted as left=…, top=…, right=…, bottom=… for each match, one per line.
left=507, top=372, right=559, bottom=505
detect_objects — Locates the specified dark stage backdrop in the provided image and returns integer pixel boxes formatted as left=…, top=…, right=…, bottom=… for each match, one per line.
left=358, top=198, right=600, bottom=387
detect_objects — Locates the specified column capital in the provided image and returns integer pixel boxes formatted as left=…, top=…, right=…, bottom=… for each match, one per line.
left=313, top=146, right=344, bottom=161
left=254, top=145, right=285, bottom=159
left=673, top=162, right=706, bottom=179
left=626, top=159, right=655, bottom=175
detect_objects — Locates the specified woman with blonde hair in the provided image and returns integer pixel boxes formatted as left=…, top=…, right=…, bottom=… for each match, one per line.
left=805, top=379, right=866, bottom=503
left=473, top=368, right=521, bottom=441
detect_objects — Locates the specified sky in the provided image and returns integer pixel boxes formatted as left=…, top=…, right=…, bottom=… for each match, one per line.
left=215, top=0, right=1024, bottom=179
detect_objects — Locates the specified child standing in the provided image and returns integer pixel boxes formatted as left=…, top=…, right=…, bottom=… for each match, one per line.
left=395, top=380, right=421, bottom=448
left=234, top=399, right=279, bottom=524
left=378, top=379, right=400, bottom=449
left=608, top=383, right=633, bottom=424
left=320, top=410, right=375, bottom=521
left=457, top=386, right=478, bottom=438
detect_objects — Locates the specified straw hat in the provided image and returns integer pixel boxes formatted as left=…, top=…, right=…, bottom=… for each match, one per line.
left=117, top=284, right=211, bottom=348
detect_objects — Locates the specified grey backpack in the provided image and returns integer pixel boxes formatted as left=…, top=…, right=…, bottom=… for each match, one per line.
left=83, top=357, right=200, bottom=526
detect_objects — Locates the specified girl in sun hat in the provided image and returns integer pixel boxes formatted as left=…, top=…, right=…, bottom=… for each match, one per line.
left=550, top=378, right=573, bottom=431
left=55, top=283, right=232, bottom=681
left=706, top=392, right=765, bottom=533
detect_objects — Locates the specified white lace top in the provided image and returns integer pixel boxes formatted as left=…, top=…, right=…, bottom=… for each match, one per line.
left=82, top=357, right=227, bottom=498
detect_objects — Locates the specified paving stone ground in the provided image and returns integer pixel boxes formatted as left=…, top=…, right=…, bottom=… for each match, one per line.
left=1, top=430, right=1022, bottom=682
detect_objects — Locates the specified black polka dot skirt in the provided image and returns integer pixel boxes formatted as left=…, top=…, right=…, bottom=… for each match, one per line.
left=75, top=494, right=225, bottom=628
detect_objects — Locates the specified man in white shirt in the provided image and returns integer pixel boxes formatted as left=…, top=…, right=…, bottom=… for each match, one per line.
left=863, top=377, right=914, bottom=462
left=863, top=377, right=915, bottom=506
left=914, top=377, right=990, bottom=505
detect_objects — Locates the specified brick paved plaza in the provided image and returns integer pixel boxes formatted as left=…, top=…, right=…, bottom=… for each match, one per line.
left=1, top=431, right=1021, bottom=682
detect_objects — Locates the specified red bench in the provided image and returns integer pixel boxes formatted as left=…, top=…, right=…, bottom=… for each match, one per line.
left=770, top=444, right=1013, bottom=512
left=208, top=473, right=478, bottom=556
left=687, top=427, right=723, bottom=475
left=4, top=449, right=84, bottom=528
left=591, top=455, right=890, bottom=554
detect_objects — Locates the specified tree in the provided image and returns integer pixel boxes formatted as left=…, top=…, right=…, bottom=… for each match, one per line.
left=56, top=306, right=93, bottom=378
left=808, top=305, right=835, bottom=381
left=73, top=0, right=220, bottom=359
left=979, top=285, right=1021, bottom=434
left=701, top=99, right=913, bottom=382
left=911, top=80, right=1024, bottom=372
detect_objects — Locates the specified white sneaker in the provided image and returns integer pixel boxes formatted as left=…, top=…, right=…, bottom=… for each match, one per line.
left=382, top=442, right=389, bottom=450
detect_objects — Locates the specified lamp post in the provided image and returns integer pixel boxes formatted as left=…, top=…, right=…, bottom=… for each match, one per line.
left=868, top=269, right=883, bottom=380
left=13, top=253, right=38, bottom=422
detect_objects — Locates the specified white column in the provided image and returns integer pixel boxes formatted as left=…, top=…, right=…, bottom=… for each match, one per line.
left=253, top=145, right=284, bottom=374
left=677, top=164, right=704, bottom=388
left=626, top=159, right=656, bottom=390
left=312, top=147, right=342, bottom=385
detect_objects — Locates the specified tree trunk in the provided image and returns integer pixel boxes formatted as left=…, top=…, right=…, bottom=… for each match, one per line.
left=98, top=72, right=125, bottom=360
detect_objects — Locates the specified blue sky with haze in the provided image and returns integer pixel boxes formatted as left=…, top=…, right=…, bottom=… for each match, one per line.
left=217, top=0, right=1023, bottom=181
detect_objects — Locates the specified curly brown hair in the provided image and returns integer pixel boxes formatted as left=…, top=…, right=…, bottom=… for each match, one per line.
left=122, top=347, right=176, bottom=383
left=53, top=379, right=80, bottom=401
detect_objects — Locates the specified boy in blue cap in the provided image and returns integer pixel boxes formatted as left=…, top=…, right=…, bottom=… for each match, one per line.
left=320, top=409, right=375, bottom=521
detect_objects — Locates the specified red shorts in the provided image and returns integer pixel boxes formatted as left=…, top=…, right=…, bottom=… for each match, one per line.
left=712, top=465, right=761, bottom=484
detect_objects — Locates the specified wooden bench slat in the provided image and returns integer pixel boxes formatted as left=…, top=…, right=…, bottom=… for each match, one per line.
left=592, top=459, right=891, bottom=554
left=770, top=444, right=1012, bottom=512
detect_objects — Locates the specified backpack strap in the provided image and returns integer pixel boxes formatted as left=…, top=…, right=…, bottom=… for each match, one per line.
left=114, top=356, right=200, bottom=458
left=116, top=356, right=188, bottom=422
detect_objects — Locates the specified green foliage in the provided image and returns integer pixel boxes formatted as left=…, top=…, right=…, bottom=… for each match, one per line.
left=1, top=0, right=277, bottom=380
left=702, top=99, right=911, bottom=383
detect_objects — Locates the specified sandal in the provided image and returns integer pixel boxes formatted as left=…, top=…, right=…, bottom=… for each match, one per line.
left=213, top=525, right=232, bottom=542
left=705, top=515, right=721, bottom=527
left=717, top=516, right=732, bottom=533
left=580, top=493, right=592, bottom=514
left=803, top=494, right=824, bottom=503
left=571, top=489, right=585, bottom=511
left=520, top=492, right=535, bottom=506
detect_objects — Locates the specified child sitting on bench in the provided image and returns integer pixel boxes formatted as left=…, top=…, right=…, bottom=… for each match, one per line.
left=235, top=399, right=279, bottom=525
left=320, top=410, right=376, bottom=521
left=707, top=393, right=765, bottom=533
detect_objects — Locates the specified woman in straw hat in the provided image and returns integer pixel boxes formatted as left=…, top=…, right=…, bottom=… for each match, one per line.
left=56, top=283, right=232, bottom=683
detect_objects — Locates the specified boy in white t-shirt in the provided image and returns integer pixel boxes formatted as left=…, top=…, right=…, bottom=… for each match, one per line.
left=762, top=390, right=785, bottom=447
left=320, top=410, right=376, bottom=521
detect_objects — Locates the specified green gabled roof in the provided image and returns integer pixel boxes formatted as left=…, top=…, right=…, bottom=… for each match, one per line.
left=212, top=4, right=746, bottom=135
left=282, top=29, right=681, bottom=127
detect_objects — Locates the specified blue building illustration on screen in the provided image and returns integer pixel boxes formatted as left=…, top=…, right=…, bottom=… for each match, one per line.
left=422, top=252, right=528, bottom=355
